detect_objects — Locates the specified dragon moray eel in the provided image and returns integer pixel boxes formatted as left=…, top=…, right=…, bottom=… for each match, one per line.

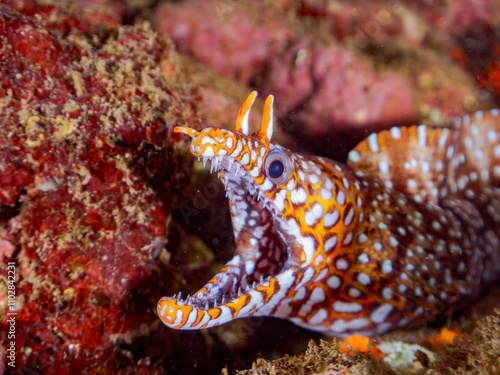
left=158, top=92, right=500, bottom=336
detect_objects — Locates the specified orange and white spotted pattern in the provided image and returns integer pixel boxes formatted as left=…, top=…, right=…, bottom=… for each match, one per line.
left=158, top=93, right=500, bottom=336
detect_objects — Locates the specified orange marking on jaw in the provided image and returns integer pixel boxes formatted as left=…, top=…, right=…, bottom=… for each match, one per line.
left=199, top=308, right=223, bottom=329
left=158, top=298, right=194, bottom=329
left=208, top=308, right=222, bottom=321
left=191, top=309, right=205, bottom=328
left=258, top=279, right=277, bottom=303
left=227, top=294, right=251, bottom=316
left=173, top=305, right=194, bottom=329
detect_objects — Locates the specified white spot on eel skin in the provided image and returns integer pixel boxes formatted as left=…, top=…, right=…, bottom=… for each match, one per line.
left=367, top=133, right=380, bottom=152
left=325, top=235, right=338, bottom=252
left=488, top=130, right=498, bottom=143
left=327, top=275, right=341, bottom=289
left=330, top=318, right=368, bottom=333
left=379, top=161, right=390, bottom=174
left=358, top=253, right=369, bottom=263
left=357, top=273, right=371, bottom=285
left=390, top=127, right=401, bottom=139
left=230, top=140, right=243, bottom=157
left=324, top=210, right=340, bottom=228
left=348, top=288, right=362, bottom=298
left=336, top=190, right=346, bottom=205
left=291, top=188, right=308, bottom=204
left=333, top=300, right=363, bottom=313
left=370, top=303, right=393, bottom=323
left=321, top=189, right=333, bottom=200
left=382, top=287, right=393, bottom=300
left=382, top=260, right=393, bottom=274
left=418, top=125, right=427, bottom=146
left=204, top=146, right=215, bottom=157
left=240, top=153, right=250, bottom=165
left=343, top=207, right=355, bottom=226
left=308, top=308, right=328, bottom=325
left=336, top=258, right=349, bottom=270
left=348, top=150, right=360, bottom=163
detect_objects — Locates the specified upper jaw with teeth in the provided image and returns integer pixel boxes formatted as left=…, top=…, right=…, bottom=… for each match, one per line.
left=201, top=154, right=241, bottom=176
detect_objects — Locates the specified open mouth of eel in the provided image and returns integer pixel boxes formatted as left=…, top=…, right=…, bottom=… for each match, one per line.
left=158, top=152, right=298, bottom=328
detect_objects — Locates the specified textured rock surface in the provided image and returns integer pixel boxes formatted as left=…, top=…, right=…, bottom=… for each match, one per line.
left=0, top=1, right=199, bottom=372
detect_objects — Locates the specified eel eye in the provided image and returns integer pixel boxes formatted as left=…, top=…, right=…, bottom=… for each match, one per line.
left=269, top=160, right=284, bottom=178
left=265, top=149, right=292, bottom=185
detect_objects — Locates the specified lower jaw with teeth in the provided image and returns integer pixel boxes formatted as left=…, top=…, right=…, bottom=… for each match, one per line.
left=157, top=267, right=295, bottom=330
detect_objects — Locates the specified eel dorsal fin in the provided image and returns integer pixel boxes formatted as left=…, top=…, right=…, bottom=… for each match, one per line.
left=347, top=124, right=453, bottom=205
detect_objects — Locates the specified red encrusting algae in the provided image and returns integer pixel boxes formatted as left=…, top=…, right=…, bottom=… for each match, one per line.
left=0, top=0, right=199, bottom=372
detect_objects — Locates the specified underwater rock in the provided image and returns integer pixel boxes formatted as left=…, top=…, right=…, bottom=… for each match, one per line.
left=0, top=1, right=199, bottom=372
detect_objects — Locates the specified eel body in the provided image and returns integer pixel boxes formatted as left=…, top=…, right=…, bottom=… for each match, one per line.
left=158, top=92, right=500, bottom=336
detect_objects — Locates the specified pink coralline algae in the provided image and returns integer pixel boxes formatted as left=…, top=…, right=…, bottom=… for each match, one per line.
left=0, top=1, right=199, bottom=372
left=296, top=0, right=500, bottom=100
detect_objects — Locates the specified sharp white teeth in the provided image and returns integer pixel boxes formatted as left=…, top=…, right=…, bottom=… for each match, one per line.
left=252, top=281, right=256, bottom=289
left=260, top=275, right=264, bottom=283
left=245, top=284, right=250, bottom=292
left=214, top=300, right=218, bottom=308
left=205, top=300, right=209, bottom=310
left=203, top=158, right=208, bottom=168
left=237, top=287, right=242, bottom=297
left=222, top=295, right=226, bottom=304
